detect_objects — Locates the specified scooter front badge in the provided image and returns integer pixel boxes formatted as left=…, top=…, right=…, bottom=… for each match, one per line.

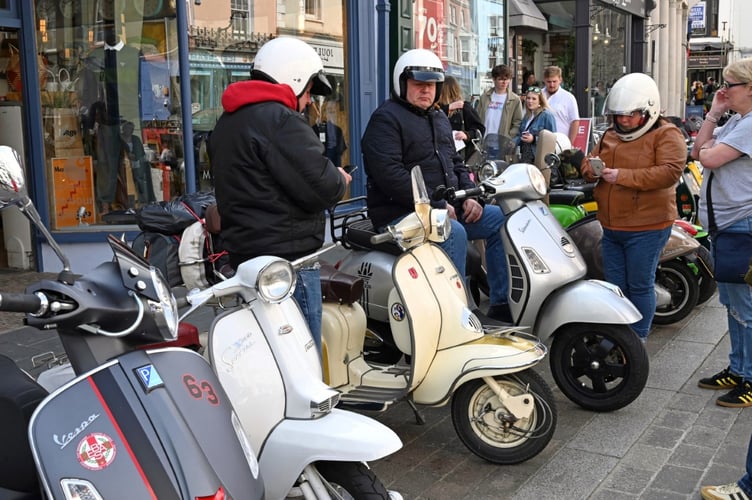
left=391, top=303, right=406, bottom=322
left=77, top=432, right=117, bottom=471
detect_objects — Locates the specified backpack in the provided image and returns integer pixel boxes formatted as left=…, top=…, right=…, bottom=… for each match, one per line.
left=178, top=220, right=229, bottom=290
left=132, top=232, right=182, bottom=287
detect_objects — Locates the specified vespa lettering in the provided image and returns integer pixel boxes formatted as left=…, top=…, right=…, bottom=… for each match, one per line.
left=53, top=413, right=100, bottom=450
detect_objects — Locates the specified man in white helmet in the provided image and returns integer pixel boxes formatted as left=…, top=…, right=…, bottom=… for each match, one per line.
left=362, top=48, right=511, bottom=322
left=209, top=37, right=352, bottom=352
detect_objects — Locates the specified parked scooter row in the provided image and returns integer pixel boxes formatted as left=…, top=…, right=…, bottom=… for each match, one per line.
left=545, top=150, right=716, bottom=325
left=332, top=162, right=649, bottom=413
left=0, top=146, right=403, bottom=500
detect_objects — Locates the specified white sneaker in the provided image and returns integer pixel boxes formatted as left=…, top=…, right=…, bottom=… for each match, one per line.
left=701, top=482, right=751, bottom=500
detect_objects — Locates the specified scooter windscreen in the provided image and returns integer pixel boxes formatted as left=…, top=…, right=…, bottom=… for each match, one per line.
left=108, top=234, right=179, bottom=341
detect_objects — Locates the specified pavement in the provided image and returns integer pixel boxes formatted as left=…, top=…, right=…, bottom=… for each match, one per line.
left=0, top=268, right=749, bottom=500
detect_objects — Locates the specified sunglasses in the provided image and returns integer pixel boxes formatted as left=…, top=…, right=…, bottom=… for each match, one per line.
left=527, top=86, right=542, bottom=94
left=722, top=81, right=748, bottom=90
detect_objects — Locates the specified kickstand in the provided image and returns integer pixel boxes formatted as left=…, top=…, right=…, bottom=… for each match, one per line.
left=406, top=398, right=425, bottom=425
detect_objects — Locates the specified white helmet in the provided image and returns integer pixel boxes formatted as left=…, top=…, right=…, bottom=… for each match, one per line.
left=603, top=73, right=660, bottom=141
left=392, top=49, right=445, bottom=103
left=251, top=37, right=331, bottom=97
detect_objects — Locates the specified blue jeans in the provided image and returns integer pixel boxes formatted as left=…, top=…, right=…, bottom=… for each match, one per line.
left=293, top=266, right=323, bottom=353
left=715, top=216, right=752, bottom=381
left=439, top=204, right=508, bottom=306
left=601, top=226, right=672, bottom=338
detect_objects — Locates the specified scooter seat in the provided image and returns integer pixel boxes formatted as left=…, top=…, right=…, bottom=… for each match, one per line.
left=320, top=264, right=364, bottom=305
left=344, top=219, right=402, bottom=256
left=549, top=189, right=585, bottom=207
left=0, top=354, right=48, bottom=495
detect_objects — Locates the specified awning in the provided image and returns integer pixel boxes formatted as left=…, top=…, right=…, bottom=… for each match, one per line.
left=690, top=40, right=732, bottom=52
left=509, top=0, right=548, bottom=31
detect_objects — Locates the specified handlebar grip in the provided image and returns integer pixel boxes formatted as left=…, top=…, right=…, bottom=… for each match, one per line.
left=452, top=187, right=484, bottom=201
left=370, top=232, right=394, bottom=245
left=0, top=293, right=42, bottom=313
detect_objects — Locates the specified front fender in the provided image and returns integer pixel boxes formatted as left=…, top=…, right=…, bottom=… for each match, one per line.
left=535, top=280, right=641, bottom=339
left=259, top=409, right=402, bottom=500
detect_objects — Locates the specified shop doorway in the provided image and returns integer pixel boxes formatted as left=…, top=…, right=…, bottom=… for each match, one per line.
left=0, top=27, right=33, bottom=270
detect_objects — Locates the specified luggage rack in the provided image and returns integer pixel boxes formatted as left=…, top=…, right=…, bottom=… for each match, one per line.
left=328, top=196, right=401, bottom=255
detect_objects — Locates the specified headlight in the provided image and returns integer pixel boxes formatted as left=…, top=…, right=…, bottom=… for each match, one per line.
left=478, top=160, right=503, bottom=182
left=150, top=267, right=179, bottom=340
left=428, top=209, right=451, bottom=242
left=527, top=164, right=548, bottom=197
left=257, top=259, right=296, bottom=303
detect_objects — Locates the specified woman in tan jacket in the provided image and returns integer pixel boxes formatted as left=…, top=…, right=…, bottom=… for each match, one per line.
left=581, top=73, right=685, bottom=343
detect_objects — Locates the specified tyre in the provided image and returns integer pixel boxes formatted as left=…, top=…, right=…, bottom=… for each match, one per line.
left=550, top=323, right=648, bottom=412
left=450, top=370, right=557, bottom=464
left=315, top=461, right=390, bottom=500
left=653, top=259, right=700, bottom=325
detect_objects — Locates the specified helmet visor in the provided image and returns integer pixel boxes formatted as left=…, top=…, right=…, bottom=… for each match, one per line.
left=310, top=70, right=332, bottom=96
left=403, top=67, right=445, bottom=83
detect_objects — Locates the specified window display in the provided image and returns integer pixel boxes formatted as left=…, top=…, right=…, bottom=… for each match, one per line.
left=34, top=0, right=182, bottom=227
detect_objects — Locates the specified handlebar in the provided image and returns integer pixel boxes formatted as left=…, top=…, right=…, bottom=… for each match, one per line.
left=370, top=232, right=394, bottom=245
left=449, top=186, right=484, bottom=202
left=0, top=292, right=44, bottom=314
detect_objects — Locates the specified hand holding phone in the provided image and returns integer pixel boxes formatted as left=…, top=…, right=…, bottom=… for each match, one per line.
left=589, top=157, right=605, bottom=177
left=344, top=165, right=358, bottom=175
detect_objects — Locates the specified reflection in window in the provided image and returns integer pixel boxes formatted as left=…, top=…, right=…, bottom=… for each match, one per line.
left=34, top=1, right=183, bottom=227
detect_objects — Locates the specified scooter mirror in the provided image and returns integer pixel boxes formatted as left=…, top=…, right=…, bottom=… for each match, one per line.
left=0, top=146, right=27, bottom=207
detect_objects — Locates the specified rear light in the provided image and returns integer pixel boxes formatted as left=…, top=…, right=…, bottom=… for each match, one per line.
left=196, top=487, right=230, bottom=500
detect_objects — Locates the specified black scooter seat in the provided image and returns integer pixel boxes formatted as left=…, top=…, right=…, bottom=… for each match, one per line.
left=345, top=219, right=402, bottom=256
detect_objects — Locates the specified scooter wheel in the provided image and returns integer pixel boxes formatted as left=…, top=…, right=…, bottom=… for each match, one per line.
left=450, top=370, right=557, bottom=464
left=314, top=461, right=391, bottom=499
left=550, top=323, right=648, bottom=412
left=653, top=259, right=700, bottom=325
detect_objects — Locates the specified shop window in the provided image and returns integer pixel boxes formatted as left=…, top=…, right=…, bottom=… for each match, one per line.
left=188, top=1, right=350, bottom=194
left=34, top=0, right=184, bottom=228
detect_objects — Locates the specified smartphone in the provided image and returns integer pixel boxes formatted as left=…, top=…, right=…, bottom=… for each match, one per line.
left=590, top=158, right=605, bottom=177
left=344, top=165, right=358, bottom=175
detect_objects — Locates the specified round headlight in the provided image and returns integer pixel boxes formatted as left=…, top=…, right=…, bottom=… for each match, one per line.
left=429, top=208, right=451, bottom=242
left=150, top=267, right=179, bottom=340
left=478, top=160, right=502, bottom=182
left=257, top=259, right=296, bottom=303
left=527, top=164, right=548, bottom=197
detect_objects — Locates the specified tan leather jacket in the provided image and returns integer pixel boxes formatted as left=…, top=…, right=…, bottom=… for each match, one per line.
left=591, top=120, right=685, bottom=231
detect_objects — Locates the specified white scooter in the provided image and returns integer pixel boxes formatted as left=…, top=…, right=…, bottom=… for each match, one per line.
left=334, top=162, right=648, bottom=412
left=181, top=246, right=403, bottom=499
left=321, top=166, right=556, bottom=465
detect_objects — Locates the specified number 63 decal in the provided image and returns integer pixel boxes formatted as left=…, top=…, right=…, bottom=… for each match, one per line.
left=182, top=374, right=220, bottom=406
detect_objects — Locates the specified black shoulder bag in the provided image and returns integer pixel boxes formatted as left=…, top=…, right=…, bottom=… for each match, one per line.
left=706, top=171, right=752, bottom=283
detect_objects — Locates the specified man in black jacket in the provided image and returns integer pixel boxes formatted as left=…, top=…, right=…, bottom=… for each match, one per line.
left=362, top=49, right=511, bottom=321
left=209, top=37, right=352, bottom=351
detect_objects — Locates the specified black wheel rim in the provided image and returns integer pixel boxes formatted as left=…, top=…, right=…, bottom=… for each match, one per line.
left=564, top=332, right=630, bottom=396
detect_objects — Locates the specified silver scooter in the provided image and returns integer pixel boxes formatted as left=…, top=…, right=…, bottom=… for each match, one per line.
left=333, top=163, right=648, bottom=412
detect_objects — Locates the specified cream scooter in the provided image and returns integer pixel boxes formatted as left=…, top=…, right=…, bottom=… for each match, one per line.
left=321, top=167, right=556, bottom=465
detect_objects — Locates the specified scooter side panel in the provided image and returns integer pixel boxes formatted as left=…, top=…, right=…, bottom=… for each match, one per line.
left=534, top=279, right=642, bottom=339
left=411, top=337, right=547, bottom=405
left=29, top=349, right=263, bottom=500
left=208, top=307, right=286, bottom=455
left=504, top=203, right=587, bottom=323
left=337, top=250, right=397, bottom=323
left=260, top=409, right=402, bottom=500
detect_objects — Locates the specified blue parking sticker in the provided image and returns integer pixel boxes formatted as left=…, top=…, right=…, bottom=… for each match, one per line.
left=135, top=365, right=164, bottom=392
